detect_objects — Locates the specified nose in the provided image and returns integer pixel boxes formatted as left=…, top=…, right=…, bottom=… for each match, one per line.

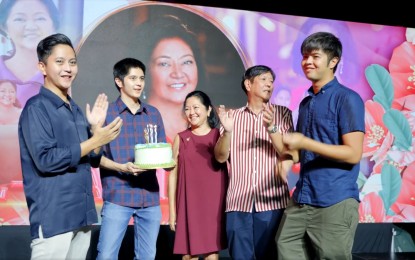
left=63, top=62, right=72, bottom=71
left=170, top=62, right=184, bottom=78
left=186, top=107, right=195, bottom=115
left=24, top=19, right=38, bottom=30
left=305, top=56, right=313, bottom=64
left=135, top=78, right=144, bottom=87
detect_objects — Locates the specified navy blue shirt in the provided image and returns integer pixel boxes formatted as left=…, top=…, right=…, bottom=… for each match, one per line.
left=293, top=77, right=365, bottom=207
left=100, top=97, right=166, bottom=208
left=18, top=87, right=99, bottom=239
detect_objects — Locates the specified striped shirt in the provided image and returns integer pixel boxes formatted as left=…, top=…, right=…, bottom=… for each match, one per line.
left=225, top=103, right=292, bottom=212
left=101, top=97, right=166, bottom=207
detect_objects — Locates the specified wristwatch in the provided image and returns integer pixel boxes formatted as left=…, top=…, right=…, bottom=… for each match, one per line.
left=268, top=125, right=278, bottom=134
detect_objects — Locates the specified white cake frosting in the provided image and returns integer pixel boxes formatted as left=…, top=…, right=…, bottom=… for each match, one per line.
left=134, top=143, right=175, bottom=169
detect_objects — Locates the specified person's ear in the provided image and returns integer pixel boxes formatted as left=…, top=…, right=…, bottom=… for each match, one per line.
left=115, top=77, right=123, bottom=89
left=245, top=79, right=251, bottom=91
left=38, top=62, right=46, bottom=76
left=330, top=57, right=339, bottom=70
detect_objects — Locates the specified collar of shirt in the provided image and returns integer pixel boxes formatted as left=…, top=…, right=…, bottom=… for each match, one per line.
left=242, top=102, right=272, bottom=113
left=40, top=86, right=75, bottom=110
left=114, top=96, right=148, bottom=115
left=307, top=77, right=338, bottom=97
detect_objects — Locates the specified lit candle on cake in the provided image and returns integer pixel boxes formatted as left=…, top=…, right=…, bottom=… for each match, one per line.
left=135, top=124, right=175, bottom=169
left=149, top=124, right=153, bottom=143
left=154, top=125, right=157, bottom=143
left=144, top=128, right=149, bottom=144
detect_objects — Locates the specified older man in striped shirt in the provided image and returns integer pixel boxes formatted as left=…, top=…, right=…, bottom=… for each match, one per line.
left=215, top=65, right=294, bottom=260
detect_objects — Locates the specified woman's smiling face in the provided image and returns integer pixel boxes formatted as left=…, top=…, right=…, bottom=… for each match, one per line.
left=149, top=37, right=198, bottom=104
left=5, top=0, right=55, bottom=51
left=0, top=81, right=17, bottom=107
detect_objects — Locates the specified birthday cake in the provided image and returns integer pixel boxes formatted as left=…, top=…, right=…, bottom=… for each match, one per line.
left=134, top=124, right=175, bottom=169
left=134, top=143, right=175, bottom=169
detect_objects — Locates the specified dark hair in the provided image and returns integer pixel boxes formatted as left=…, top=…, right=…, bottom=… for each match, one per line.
left=241, top=65, right=275, bottom=94
left=113, top=58, right=146, bottom=91
left=183, top=90, right=219, bottom=129
left=0, top=0, right=60, bottom=30
left=300, top=31, right=342, bottom=73
left=37, top=33, right=74, bottom=63
left=292, top=19, right=358, bottom=78
left=132, top=14, right=206, bottom=99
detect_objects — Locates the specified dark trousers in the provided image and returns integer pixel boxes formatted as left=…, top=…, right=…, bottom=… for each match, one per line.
left=226, top=206, right=284, bottom=260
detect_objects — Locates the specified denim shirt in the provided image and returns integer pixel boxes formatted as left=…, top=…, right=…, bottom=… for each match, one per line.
left=293, top=77, right=365, bottom=207
left=18, top=87, right=99, bottom=239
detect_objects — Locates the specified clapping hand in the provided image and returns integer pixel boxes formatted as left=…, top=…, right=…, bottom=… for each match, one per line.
left=92, top=116, right=122, bottom=146
left=86, top=93, right=109, bottom=132
left=217, top=105, right=234, bottom=133
left=262, top=103, right=275, bottom=127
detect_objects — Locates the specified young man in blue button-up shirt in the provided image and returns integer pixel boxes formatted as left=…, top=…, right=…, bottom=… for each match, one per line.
left=18, top=33, right=122, bottom=259
left=276, top=32, right=365, bottom=260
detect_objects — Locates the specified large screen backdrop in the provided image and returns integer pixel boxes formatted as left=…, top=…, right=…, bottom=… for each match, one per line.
left=0, top=0, right=413, bottom=225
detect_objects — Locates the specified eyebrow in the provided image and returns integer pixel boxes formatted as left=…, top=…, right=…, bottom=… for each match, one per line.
left=154, top=53, right=195, bottom=60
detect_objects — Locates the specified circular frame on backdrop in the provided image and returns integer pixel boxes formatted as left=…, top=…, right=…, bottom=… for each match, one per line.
left=72, top=2, right=249, bottom=111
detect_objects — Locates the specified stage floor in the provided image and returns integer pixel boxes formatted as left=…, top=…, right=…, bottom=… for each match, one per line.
left=1, top=225, right=414, bottom=260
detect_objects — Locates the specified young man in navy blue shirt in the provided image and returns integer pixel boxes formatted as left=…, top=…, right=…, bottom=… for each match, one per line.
left=18, top=33, right=122, bottom=259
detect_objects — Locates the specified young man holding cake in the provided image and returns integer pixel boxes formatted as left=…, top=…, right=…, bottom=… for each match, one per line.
left=97, top=58, right=167, bottom=259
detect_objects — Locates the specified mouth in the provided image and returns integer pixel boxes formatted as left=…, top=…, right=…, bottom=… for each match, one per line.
left=61, top=75, right=73, bottom=81
left=1, top=99, right=12, bottom=103
left=24, top=33, right=39, bottom=39
left=189, top=116, right=198, bottom=122
left=170, top=83, right=185, bottom=89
